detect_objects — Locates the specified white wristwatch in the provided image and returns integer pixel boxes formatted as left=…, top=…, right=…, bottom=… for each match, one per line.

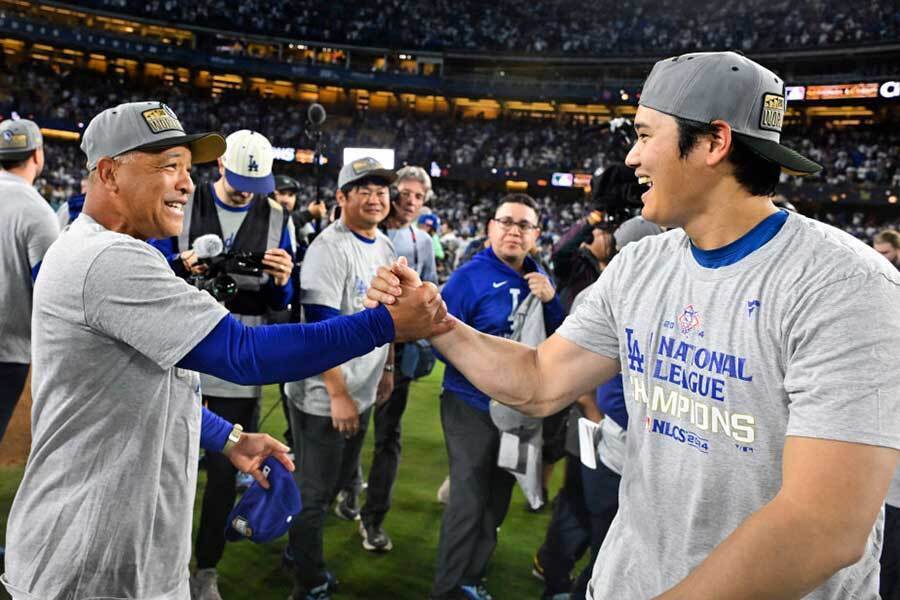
left=223, top=423, right=243, bottom=453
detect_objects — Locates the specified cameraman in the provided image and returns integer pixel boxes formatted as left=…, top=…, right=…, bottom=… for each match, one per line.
left=149, top=129, right=296, bottom=599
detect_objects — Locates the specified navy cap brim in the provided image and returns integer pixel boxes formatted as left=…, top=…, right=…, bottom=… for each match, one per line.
left=131, top=132, right=226, bottom=165
left=225, top=168, right=276, bottom=195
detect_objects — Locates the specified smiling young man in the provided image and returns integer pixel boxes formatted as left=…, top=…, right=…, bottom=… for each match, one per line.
left=367, top=52, right=900, bottom=600
left=2, top=103, right=448, bottom=600
left=284, top=157, right=398, bottom=600
left=430, top=193, right=565, bottom=600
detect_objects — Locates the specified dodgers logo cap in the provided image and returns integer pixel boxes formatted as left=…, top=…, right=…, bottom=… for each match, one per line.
left=225, top=457, right=301, bottom=544
left=337, top=156, right=397, bottom=189
left=0, top=119, right=43, bottom=160
left=639, top=51, right=822, bottom=176
left=222, top=129, right=275, bottom=195
left=80, top=101, right=225, bottom=171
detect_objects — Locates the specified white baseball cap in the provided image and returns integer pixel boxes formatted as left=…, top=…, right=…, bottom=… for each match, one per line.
left=222, top=130, right=275, bottom=194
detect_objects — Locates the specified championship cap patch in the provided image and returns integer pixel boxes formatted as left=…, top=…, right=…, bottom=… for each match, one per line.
left=351, top=157, right=379, bottom=174
left=759, top=93, right=785, bottom=133
left=0, top=131, right=28, bottom=149
left=140, top=104, right=183, bottom=135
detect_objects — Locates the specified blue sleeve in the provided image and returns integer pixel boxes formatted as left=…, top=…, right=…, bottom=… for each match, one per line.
left=303, top=303, right=342, bottom=323
left=200, top=406, right=234, bottom=452
left=264, top=223, right=295, bottom=310
left=542, top=294, right=566, bottom=336
left=30, top=261, right=42, bottom=283
left=176, top=306, right=394, bottom=385
left=147, top=237, right=187, bottom=276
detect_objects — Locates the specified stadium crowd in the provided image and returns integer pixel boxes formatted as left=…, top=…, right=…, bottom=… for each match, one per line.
left=76, top=0, right=897, bottom=55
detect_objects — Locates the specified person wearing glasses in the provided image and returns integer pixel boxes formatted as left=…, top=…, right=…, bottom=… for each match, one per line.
left=430, top=193, right=565, bottom=600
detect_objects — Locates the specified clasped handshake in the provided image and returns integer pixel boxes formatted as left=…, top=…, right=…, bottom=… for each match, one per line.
left=364, top=257, right=456, bottom=342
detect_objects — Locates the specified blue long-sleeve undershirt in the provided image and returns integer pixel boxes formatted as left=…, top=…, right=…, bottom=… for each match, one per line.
left=177, top=304, right=395, bottom=386
left=200, top=407, right=233, bottom=452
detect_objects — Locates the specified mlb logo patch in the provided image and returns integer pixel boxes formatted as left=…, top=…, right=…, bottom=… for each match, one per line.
left=759, top=93, right=785, bottom=132
left=141, top=104, right=183, bottom=135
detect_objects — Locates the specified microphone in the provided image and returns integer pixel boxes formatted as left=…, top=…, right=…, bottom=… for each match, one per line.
left=307, top=103, right=326, bottom=127
left=193, top=233, right=224, bottom=259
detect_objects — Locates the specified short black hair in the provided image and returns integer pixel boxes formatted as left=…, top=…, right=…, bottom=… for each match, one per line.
left=340, top=175, right=393, bottom=196
left=494, top=193, right=540, bottom=221
left=674, top=117, right=781, bottom=197
left=0, top=154, right=32, bottom=171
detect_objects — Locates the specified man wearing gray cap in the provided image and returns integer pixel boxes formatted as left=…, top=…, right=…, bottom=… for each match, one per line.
left=284, top=157, right=397, bottom=599
left=367, top=51, right=900, bottom=600
left=1, top=103, right=449, bottom=600
left=0, top=118, right=58, bottom=449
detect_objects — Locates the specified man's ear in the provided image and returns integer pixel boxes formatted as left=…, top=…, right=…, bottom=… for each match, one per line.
left=94, top=157, right=120, bottom=192
left=705, top=120, right=734, bottom=169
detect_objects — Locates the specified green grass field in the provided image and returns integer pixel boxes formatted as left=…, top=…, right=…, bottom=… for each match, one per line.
left=0, top=365, right=579, bottom=600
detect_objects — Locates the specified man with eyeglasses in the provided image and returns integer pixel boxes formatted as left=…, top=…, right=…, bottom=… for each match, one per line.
left=429, top=193, right=565, bottom=600
left=283, top=157, right=398, bottom=600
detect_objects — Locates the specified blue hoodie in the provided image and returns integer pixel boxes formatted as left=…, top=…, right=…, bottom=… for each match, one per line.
left=439, top=247, right=565, bottom=412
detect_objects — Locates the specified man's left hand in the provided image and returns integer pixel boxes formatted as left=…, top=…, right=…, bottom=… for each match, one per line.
left=524, top=272, right=555, bottom=303
left=263, top=248, right=293, bottom=286
left=376, top=369, right=394, bottom=405
left=224, top=432, right=294, bottom=490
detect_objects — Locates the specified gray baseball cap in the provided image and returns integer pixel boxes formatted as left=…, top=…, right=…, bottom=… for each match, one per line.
left=639, top=51, right=821, bottom=176
left=80, top=101, right=225, bottom=170
left=337, top=156, right=396, bottom=189
left=0, top=119, right=43, bottom=160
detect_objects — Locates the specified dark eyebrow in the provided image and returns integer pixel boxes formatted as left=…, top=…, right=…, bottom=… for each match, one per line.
left=633, top=121, right=650, bottom=132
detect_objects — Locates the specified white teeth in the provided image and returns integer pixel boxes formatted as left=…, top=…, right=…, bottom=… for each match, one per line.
left=637, top=176, right=652, bottom=185
left=165, top=202, right=183, bottom=212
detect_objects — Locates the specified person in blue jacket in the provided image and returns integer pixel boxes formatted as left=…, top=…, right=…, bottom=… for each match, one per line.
left=431, top=193, right=565, bottom=600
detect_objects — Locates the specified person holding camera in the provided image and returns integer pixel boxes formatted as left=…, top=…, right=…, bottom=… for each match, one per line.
left=149, top=129, right=295, bottom=599
left=284, top=158, right=398, bottom=599
left=272, top=173, right=328, bottom=263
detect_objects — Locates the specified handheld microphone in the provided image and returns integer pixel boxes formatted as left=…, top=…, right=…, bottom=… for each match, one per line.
left=307, top=103, right=326, bottom=127
left=193, top=234, right=224, bottom=259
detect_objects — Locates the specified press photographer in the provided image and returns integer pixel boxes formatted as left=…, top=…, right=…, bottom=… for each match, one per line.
left=149, top=129, right=295, bottom=599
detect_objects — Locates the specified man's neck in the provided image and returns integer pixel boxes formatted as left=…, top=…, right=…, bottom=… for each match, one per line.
left=496, top=252, right=526, bottom=274
left=5, top=166, right=35, bottom=186
left=385, top=214, right=413, bottom=230
left=683, top=183, right=779, bottom=250
left=343, top=217, right=378, bottom=239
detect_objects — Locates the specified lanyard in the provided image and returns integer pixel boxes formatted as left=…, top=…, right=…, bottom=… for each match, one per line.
left=409, top=226, right=419, bottom=271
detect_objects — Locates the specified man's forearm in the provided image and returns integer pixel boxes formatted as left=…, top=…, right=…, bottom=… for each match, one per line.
left=322, top=365, right=350, bottom=399
left=656, top=495, right=860, bottom=600
left=432, top=322, right=614, bottom=417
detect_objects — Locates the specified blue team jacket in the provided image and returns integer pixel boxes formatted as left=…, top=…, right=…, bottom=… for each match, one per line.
left=440, top=247, right=565, bottom=412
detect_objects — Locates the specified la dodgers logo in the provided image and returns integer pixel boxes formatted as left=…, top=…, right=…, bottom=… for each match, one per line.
left=677, top=304, right=701, bottom=335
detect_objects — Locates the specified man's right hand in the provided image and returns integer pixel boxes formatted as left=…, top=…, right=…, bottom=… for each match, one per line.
left=331, top=393, right=360, bottom=436
left=179, top=249, right=208, bottom=275
left=365, top=257, right=454, bottom=341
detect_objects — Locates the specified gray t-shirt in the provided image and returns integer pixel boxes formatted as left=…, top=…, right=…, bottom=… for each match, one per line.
left=0, top=171, right=59, bottom=364
left=3, top=214, right=228, bottom=600
left=286, top=220, right=394, bottom=416
left=387, top=225, right=437, bottom=284
left=557, top=212, right=900, bottom=600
